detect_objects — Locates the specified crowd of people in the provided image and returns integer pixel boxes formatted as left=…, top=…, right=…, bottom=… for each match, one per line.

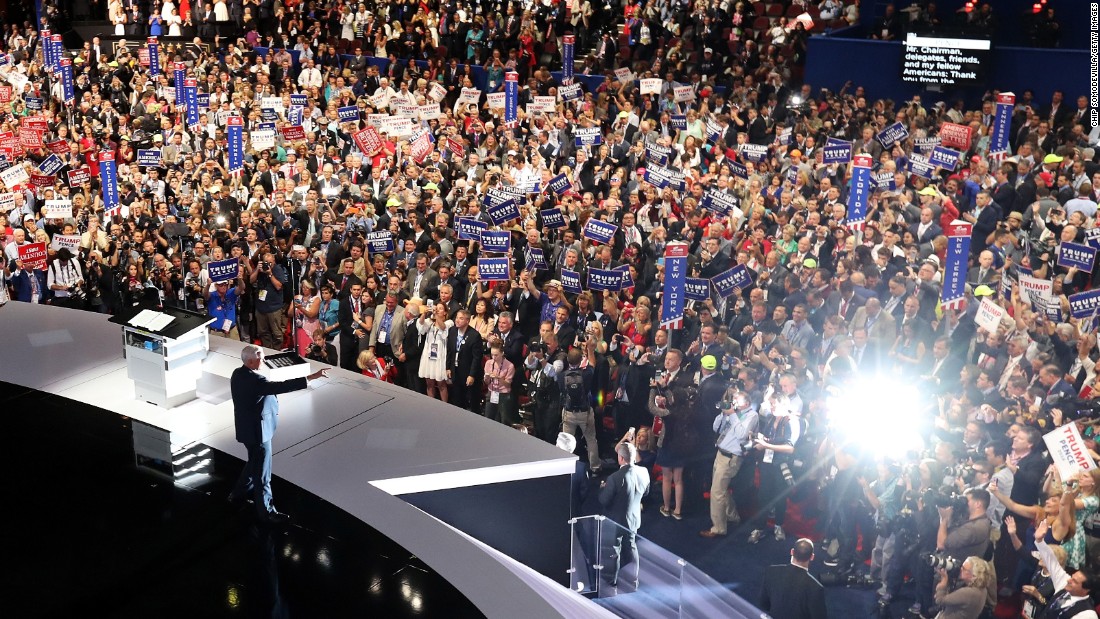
left=3, top=0, right=1099, bottom=617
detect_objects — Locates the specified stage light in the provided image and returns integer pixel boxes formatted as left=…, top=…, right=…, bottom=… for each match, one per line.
left=826, top=376, right=926, bottom=457
left=789, top=95, right=803, bottom=106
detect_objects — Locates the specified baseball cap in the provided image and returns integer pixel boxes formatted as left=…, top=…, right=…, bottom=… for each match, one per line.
left=970, top=155, right=981, bottom=163
left=546, top=279, right=562, bottom=289
left=789, top=149, right=801, bottom=158
left=1043, top=154, right=1064, bottom=164
left=803, top=257, right=818, bottom=268
left=556, top=432, right=577, bottom=453
left=973, top=285, right=995, bottom=297
left=704, top=47, right=713, bottom=53
left=918, top=186, right=938, bottom=196
left=618, top=111, right=629, bottom=118
left=1039, top=172, right=1054, bottom=187
left=700, top=355, right=717, bottom=370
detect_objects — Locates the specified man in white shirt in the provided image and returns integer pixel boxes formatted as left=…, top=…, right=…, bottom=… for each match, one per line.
left=47, top=247, right=84, bottom=308
left=297, top=59, right=322, bottom=90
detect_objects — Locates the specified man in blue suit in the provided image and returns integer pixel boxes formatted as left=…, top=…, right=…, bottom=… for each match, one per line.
left=229, top=345, right=328, bottom=523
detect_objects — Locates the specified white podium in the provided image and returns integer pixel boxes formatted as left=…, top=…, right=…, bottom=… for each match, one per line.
left=111, top=306, right=215, bottom=408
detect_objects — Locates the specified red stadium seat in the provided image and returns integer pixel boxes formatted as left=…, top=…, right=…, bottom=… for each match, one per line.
left=753, top=2, right=766, bottom=15
left=767, top=4, right=784, bottom=17
left=753, top=16, right=771, bottom=30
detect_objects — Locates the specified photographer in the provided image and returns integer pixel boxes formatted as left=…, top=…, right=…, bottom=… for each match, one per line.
left=747, top=373, right=808, bottom=544
left=181, top=259, right=210, bottom=312
left=251, top=252, right=288, bottom=350
left=932, top=556, right=995, bottom=619
left=304, top=327, right=337, bottom=364
left=700, top=383, right=758, bottom=539
left=47, top=248, right=85, bottom=310
left=525, top=332, right=567, bottom=443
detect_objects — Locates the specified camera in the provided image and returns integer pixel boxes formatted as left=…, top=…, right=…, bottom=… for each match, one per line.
left=925, top=552, right=962, bottom=575
left=529, top=341, right=547, bottom=355
left=68, top=285, right=87, bottom=302
left=923, top=487, right=968, bottom=515
left=577, top=333, right=587, bottom=343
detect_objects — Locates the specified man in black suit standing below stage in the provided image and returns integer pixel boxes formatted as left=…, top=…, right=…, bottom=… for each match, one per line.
left=759, top=538, right=827, bottom=619
left=599, top=440, right=650, bottom=588
left=229, top=345, right=328, bottom=524
left=447, top=309, right=483, bottom=412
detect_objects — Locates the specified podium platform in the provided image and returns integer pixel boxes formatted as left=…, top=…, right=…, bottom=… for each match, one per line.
left=109, top=306, right=215, bottom=408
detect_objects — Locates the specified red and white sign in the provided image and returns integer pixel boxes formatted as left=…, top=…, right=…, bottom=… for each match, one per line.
left=446, top=136, right=466, bottom=159
left=352, top=126, right=383, bottom=156
left=974, top=298, right=1005, bottom=332
left=18, top=241, right=48, bottom=270
left=0, top=85, right=12, bottom=103
left=939, top=122, right=973, bottom=150
left=19, top=127, right=43, bottom=150
left=138, top=48, right=149, bottom=66
left=67, top=168, right=90, bottom=187
left=44, top=139, right=69, bottom=154
left=279, top=125, right=306, bottom=141
left=22, top=116, right=49, bottom=132
left=30, top=173, right=55, bottom=189
left=410, top=130, right=434, bottom=164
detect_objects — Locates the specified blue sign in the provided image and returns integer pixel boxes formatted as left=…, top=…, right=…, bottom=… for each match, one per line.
left=582, top=219, right=617, bottom=245
left=38, top=154, right=64, bottom=176
left=25, top=97, right=42, bottom=111
left=338, top=105, right=359, bottom=122
left=700, top=188, right=739, bottom=215
left=184, top=80, right=199, bottom=127
left=588, top=268, right=624, bottom=291
left=562, top=35, right=575, bottom=85
left=207, top=258, right=239, bottom=283
left=645, top=143, right=671, bottom=167
left=617, top=264, right=633, bottom=289
left=908, top=155, right=936, bottom=180
left=366, top=231, right=395, bottom=254
left=547, top=173, right=572, bottom=195
left=541, top=208, right=565, bottom=229
left=728, top=160, right=748, bottom=179
left=1057, top=241, right=1097, bottom=273
left=196, top=93, right=210, bottom=110
left=874, top=172, right=897, bottom=191
left=574, top=127, right=602, bottom=147
left=525, top=247, right=547, bottom=271
left=59, top=60, right=74, bottom=104
left=1087, top=227, right=1100, bottom=249
left=661, top=244, right=689, bottom=328
left=486, top=199, right=520, bottom=225
left=644, top=166, right=685, bottom=191
left=740, top=144, right=768, bottom=163
left=147, top=37, right=160, bottom=77
left=290, top=94, right=307, bottom=107
left=456, top=217, right=488, bottom=241
left=137, top=149, right=162, bottom=167
left=100, top=153, right=119, bottom=214
left=846, top=155, right=873, bottom=229
left=480, top=230, right=511, bottom=253
left=670, top=115, right=687, bottom=130
left=912, top=137, right=940, bottom=154
left=685, top=277, right=710, bottom=301
left=876, top=122, right=909, bottom=149
left=504, top=72, right=518, bottom=128
left=711, top=264, right=754, bottom=298
left=940, top=222, right=972, bottom=309
left=989, top=94, right=1014, bottom=155
left=478, top=257, right=511, bottom=281
left=929, top=145, right=961, bottom=170
left=227, top=119, right=243, bottom=175
left=261, top=107, right=278, bottom=122
left=1069, top=289, right=1100, bottom=319
left=174, top=64, right=185, bottom=109
left=822, top=141, right=852, bottom=164
left=561, top=269, right=582, bottom=294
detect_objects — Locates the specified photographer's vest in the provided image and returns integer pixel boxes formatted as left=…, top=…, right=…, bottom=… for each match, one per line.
left=761, top=415, right=802, bottom=465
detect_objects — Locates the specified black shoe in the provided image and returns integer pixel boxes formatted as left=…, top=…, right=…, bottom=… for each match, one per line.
left=227, top=492, right=242, bottom=504
left=259, top=510, right=290, bottom=524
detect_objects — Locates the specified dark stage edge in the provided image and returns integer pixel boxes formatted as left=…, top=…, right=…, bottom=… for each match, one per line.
left=0, top=382, right=484, bottom=619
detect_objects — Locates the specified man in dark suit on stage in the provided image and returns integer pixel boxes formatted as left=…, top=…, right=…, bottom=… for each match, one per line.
left=447, top=309, right=484, bottom=412
left=759, top=538, right=827, bottom=619
left=229, top=345, right=328, bottom=523
left=599, top=441, right=650, bottom=588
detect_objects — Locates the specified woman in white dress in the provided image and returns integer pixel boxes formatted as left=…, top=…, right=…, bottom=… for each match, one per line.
left=417, top=302, right=453, bottom=402
left=166, top=9, right=183, bottom=36
left=161, top=0, right=176, bottom=20
left=110, top=0, right=127, bottom=35
left=341, top=4, right=356, bottom=41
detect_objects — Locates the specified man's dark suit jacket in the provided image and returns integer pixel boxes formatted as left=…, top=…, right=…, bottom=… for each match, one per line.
left=759, top=563, right=827, bottom=619
left=231, top=366, right=307, bottom=446
left=446, top=327, right=483, bottom=381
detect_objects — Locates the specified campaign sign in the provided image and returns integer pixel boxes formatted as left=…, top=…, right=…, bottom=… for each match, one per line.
left=711, top=264, right=754, bottom=298
left=574, top=127, right=602, bottom=147
left=44, top=139, right=67, bottom=154
left=582, top=219, right=617, bottom=245
left=287, top=106, right=304, bottom=126
left=365, top=231, right=395, bottom=254
left=912, top=137, right=940, bottom=154
left=455, top=217, right=488, bottom=241
left=18, top=127, right=42, bottom=150
left=645, top=166, right=685, bottom=191
left=846, top=154, right=874, bottom=230
left=876, top=122, right=909, bottom=149
left=429, top=82, right=447, bottom=102
left=251, top=130, right=276, bottom=150
left=974, top=298, right=1005, bottom=332
left=559, top=84, right=583, bottom=102
left=486, top=199, right=520, bottom=225
left=480, top=230, right=511, bottom=254
left=25, top=97, right=42, bottom=111
left=1043, top=424, right=1098, bottom=480
left=446, top=136, right=466, bottom=159
left=874, top=172, right=897, bottom=191
left=673, top=85, right=695, bottom=103
left=287, top=93, right=306, bottom=107
left=908, top=154, right=936, bottom=180
left=728, top=160, right=748, bottom=179
left=646, top=143, right=672, bottom=167
left=561, top=269, right=582, bottom=294
left=1058, top=241, right=1097, bottom=273
left=1086, top=227, right=1100, bottom=250
left=701, top=188, right=739, bottom=215
left=67, top=168, right=89, bottom=187
left=353, top=126, right=383, bottom=156
left=613, top=67, right=633, bottom=83
left=617, top=264, right=634, bottom=289
left=50, top=234, right=80, bottom=252
left=740, top=144, right=769, bottom=163
left=260, top=107, right=278, bottom=122
left=822, top=140, right=852, bottom=164
left=18, top=242, right=48, bottom=270
left=137, top=149, right=162, bottom=167
left=478, top=257, right=511, bottom=281
left=29, top=173, right=54, bottom=189
left=541, top=208, right=566, bottom=229
left=38, top=154, right=64, bottom=176
left=280, top=125, right=306, bottom=141
left=206, top=258, right=239, bottom=283
left=338, top=105, right=359, bottom=123
left=43, top=199, right=71, bottom=219
left=0, top=164, right=28, bottom=187
left=588, top=268, right=624, bottom=292
left=640, top=78, right=661, bottom=95
left=670, top=115, right=687, bottom=130
left=526, top=247, right=548, bottom=271
left=929, top=145, right=961, bottom=170
left=939, top=122, right=973, bottom=150
left=548, top=173, right=572, bottom=195
left=1069, top=289, right=1100, bottom=319
left=685, top=277, right=710, bottom=301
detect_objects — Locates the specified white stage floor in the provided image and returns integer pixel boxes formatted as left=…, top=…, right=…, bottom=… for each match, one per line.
left=1, top=303, right=609, bottom=619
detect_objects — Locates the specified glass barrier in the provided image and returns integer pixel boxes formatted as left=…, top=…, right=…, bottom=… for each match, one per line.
left=568, top=515, right=764, bottom=619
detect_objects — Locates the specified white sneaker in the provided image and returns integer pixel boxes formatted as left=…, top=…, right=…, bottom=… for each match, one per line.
left=748, top=529, right=766, bottom=544
left=773, top=525, right=786, bottom=541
